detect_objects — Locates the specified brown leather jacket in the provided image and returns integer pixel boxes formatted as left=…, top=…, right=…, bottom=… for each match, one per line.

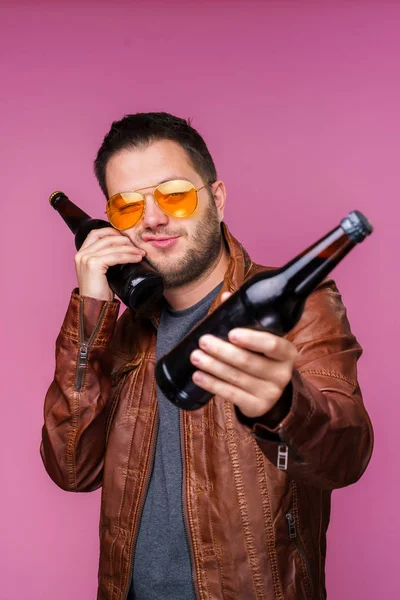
left=40, top=224, right=373, bottom=600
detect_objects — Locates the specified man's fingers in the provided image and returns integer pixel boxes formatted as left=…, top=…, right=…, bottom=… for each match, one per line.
left=78, top=245, right=144, bottom=269
left=195, top=335, right=269, bottom=378
left=78, top=235, right=144, bottom=258
left=190, top=348, right=283, bottom=399
left=83, top=251, right=144, bottom=269
left=228, top=329, right=298, bottom=362
left=191, top=370, right=273, bottom=418
left=79, top=226, right=122, bottom=251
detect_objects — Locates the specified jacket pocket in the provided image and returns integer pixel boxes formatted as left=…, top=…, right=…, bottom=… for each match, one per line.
left=285, top=510, right=314, bottom=599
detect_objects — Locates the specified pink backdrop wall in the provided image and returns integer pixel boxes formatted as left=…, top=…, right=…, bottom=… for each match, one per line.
left=1, top=1, right=397, bottom=598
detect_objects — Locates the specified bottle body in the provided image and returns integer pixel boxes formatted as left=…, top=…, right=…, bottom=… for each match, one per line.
left=155, top=210, right=373, bottom=411
left=155, top=270, right=301, bottom=411
left=49, top=191, right=164, bottom=311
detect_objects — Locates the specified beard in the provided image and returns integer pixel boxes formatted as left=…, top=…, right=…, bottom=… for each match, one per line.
left=138, top=198, right=223, bottom=289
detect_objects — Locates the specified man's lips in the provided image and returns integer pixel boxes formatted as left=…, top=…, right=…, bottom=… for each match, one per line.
left=142, top=235, right=180, bottom=248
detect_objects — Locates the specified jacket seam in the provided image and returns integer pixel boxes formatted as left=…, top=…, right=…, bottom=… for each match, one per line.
left=121, top=367, right=141, bottom=425
left=65, top=391, right=79, bottom=491
left=291, top=481, right=313, bottom=598
left=105, top=377, right=128, bottom=445
left=107, top=367, right=146, bottom=591
left=65, top=299, right=82, bottom=491
left=299, top=368, right=358, bottom=389
left=203, top=408, right=227, bottom=599
left=254, top=447, right=284, bottom=600
left=60, top=328, right=111, bottom=347
left=224, top=401, right=266, bottom=599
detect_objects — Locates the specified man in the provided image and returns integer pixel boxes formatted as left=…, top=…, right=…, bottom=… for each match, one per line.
left=41, top=112, right=373, bottom=600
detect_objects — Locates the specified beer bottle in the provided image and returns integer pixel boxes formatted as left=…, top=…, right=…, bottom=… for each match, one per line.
left=49, top=191, right=164, bottom=311
left=156, top=210, right=373, bottom=410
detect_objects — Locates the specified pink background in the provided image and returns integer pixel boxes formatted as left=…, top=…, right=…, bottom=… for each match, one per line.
left=0, top=1, right=397, bottom=598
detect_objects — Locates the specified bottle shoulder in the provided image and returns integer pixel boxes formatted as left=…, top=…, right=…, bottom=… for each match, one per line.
left=242, top=272, right=286, bottom=301
left=75, top=219, right=111, bottom=249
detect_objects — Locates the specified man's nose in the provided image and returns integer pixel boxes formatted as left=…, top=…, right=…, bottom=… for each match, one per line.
left=141, top=193, right=169, bottom=229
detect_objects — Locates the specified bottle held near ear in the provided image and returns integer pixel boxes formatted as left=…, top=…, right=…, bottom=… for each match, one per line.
left=155, top=210, right=373, bottom=411
left=49, top=190, right=164, bottom=311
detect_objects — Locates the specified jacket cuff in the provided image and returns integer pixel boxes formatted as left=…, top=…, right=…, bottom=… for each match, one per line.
left=250, top=369, right=314, bottom=445
left=235, top=376, right=294, bottom=442
left=60, top=289, right=121, bottom=343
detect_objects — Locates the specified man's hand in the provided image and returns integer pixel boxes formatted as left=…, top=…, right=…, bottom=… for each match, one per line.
left=75, top=227, right=146, bottom=301
left=190, top=292, right=298, bottom=419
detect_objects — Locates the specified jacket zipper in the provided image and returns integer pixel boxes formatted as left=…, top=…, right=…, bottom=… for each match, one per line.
left=285, top=511, right=313, bottom=598
left=123, top=409, right=159, bottom=600
left=74, top=299, right=108, bottom=391
left=180, top=411, right=199, bottom=599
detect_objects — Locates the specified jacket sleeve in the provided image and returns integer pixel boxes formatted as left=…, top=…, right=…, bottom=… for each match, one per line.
left=40, top=290, right=120, bottom=492
left=240, top=278, right=374, bottom=490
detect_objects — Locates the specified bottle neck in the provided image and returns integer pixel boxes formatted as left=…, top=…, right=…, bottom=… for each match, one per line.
left=51, top=195, right=91, bottom=235
left=283, top=226, right=355, bottom=297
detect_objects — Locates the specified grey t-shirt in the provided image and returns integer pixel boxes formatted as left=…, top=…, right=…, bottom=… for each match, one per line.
left=130, top=283, right=223, bottom=600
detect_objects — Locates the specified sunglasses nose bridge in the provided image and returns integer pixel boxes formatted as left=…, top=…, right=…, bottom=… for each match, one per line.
left=141, top=191, right=170, bottom=228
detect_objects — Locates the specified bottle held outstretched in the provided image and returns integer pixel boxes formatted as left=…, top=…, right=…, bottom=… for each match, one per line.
left=155, top=210, right=373, bottom=411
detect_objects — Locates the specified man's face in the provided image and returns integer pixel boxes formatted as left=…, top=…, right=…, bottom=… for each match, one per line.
left=105, top=140, right=225, bottom=289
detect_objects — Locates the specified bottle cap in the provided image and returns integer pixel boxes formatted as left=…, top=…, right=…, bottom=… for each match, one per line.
left=341, top=210, right=373, bottom=243
left=49, top=190, right=67, bottom=208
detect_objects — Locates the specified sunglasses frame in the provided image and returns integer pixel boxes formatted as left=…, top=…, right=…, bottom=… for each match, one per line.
left=105, top=179, right=211, bottom=231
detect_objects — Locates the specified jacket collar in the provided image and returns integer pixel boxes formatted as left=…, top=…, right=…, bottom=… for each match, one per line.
left=220, top=221, right=252, bottom=293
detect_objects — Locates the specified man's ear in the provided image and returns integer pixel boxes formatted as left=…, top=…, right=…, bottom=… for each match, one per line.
left=211, top=180, right=226, bottom=222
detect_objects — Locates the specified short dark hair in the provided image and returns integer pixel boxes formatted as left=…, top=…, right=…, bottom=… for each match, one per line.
left=94, top=112, right=217, bottom=197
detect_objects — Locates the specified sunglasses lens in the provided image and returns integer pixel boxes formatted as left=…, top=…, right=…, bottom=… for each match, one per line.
left=154, top=180, right=197, bottom=218
left=106, top=193, right=144, bottom=230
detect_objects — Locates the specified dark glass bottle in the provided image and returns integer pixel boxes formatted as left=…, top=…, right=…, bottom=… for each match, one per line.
left=155, top=210, right=373, bottom=411
left=49, top=190, right=164, bottom=311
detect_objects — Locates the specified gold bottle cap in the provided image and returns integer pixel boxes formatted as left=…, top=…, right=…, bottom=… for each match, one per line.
left=49, top=190, right=65, bottom=206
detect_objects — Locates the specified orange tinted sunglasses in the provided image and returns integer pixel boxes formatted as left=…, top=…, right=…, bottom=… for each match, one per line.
left=106, top=179, right=210, bottom=231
